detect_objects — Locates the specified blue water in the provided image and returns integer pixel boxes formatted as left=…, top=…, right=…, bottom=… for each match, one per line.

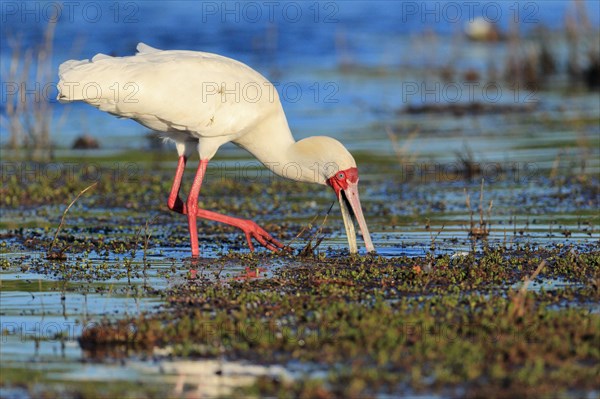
left=1, top=0, right=599, bottom=146
left=3, top=1, right=596, bottom=65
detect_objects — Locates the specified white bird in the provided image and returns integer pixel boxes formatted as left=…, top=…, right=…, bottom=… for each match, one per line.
left=57, top=43, right=374, bottom=257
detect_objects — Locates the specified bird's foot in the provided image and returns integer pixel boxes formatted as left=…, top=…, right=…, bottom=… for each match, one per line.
left=166, top=200, right=285, bottom=252
left=236, top=219, right=285, bottom=252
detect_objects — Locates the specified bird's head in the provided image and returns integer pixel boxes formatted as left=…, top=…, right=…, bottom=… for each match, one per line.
left=326, top=165, right=375, bottom=254
left=290, top=136, right=375, bottom=254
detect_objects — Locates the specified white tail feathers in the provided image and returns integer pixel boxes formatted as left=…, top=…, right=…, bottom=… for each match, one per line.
left=57, top=57, right=121, bottom=107
left=57, top=59, right=92, bottom=103
left=57, top=42, right=161, bottom=104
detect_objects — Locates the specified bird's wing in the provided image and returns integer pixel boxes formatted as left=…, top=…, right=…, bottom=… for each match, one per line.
left=57, top=45, right=281, bottom=138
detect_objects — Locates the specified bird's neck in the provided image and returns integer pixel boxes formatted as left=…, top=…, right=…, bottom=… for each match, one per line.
left=234, top=110, right=327, bottom=185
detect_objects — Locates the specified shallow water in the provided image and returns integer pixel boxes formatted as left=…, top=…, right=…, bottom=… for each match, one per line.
left=2, top=132, right=599, bottom=394
left=1, top=2, right=600, bottom=396
left=2, top=169, right=598, bottom=395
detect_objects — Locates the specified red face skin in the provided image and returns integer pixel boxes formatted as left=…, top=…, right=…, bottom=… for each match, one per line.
left=326, top=167, right=359, bottom=195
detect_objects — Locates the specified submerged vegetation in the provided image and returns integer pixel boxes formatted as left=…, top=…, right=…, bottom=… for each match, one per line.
left=1, top=146, right=599, bottom=398
left=1, top=240, right=599, bottom=398
left=76, top=250, right=599, bottom=398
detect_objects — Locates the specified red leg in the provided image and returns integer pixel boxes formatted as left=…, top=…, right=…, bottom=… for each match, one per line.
left=167, top=155, right=187, bottom=213
left=196, top=209, right=284, bottom=252
left=186, top=160, right=208, bottom=257
left=167, top=158, right=284, bottom=255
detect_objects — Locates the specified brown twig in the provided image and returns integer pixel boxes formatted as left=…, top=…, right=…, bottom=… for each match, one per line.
left=428, top=224, right=445, bottom=252
left=48, top=182, right=97, bottom=257
left=141, top=216, right=157, bottom=286
left=298, top=202, right=334, bottom=257
left=511, top=260, right=547, bottom=318
left=466, top=180, right=491, bottom=239
left=286, top=213, right=321, bottom=247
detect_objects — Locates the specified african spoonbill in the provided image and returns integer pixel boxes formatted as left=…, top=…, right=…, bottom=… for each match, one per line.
left=57, top=43, right=375, bottom=256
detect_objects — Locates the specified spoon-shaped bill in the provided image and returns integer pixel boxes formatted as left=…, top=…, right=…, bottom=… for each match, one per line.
left=338, top=182, right=375, bottom=253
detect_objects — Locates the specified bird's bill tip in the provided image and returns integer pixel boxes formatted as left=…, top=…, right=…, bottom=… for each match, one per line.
left=339, top=182, right=375, bottom=254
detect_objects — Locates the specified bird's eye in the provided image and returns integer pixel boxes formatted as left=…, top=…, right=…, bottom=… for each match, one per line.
left=337, top=172, right=345, bottom=180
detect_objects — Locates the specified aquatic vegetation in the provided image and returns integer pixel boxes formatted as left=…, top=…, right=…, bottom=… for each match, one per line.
left=74, top=248, right=599, bottom=398
left=2, top=152, right=598, bottom=398
left=1, top=28, right=598, bottom=397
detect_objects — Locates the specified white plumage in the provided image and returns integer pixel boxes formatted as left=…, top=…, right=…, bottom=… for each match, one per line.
left=59, top=43, right=290, bottom=163
left=58, top=43, right=374, bottom=255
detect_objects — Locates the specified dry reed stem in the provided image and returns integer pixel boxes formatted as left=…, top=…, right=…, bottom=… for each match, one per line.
left=512, top=260, right=547, bottom=318
left=465, top=179, right=492, bottom=239
left=143, top=218, right=155, bottom=261
left=287, top=213, right=320, bottom=246
left=48, top=182, right=98, bottom=255
left=298, top=202, right=335, bottom=256
left=3, top=20, right=56, bottom=159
